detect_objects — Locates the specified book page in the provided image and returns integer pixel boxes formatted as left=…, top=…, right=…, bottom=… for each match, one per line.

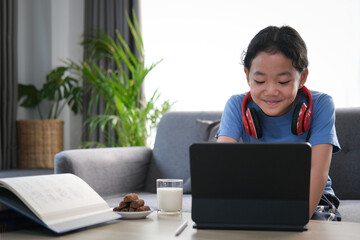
left=0, top=174, right=110, bottom=225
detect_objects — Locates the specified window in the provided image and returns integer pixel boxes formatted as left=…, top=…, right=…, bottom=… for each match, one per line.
left=140, top=0, right=360, bottom=110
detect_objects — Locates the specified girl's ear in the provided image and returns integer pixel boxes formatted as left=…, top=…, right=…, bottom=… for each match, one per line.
left=299, top=68, right=309, bottom=88
left=244, top=67, right=250, bottom=86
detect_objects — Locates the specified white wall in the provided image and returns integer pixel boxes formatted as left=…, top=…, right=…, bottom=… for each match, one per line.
left=140, top=0, right=360, bottom=111
left=16, top=0, right=360, bottom=149
left=17, top=0, right=84, bottom=149
left=17, top=0, right=52, bottom=119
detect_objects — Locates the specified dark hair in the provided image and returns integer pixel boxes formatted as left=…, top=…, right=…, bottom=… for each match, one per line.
left=242, top=26, right=308, bottom=73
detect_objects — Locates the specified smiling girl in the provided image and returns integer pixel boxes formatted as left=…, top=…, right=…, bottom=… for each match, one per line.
left=217, top=26, right=341, bottom=221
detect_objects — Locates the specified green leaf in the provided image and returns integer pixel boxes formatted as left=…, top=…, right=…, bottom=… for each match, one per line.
left=18, top=65, right=83, bottom=119
left=71, top=11, right=174, bottom=147
left=18, top=84, right=42, bottom=108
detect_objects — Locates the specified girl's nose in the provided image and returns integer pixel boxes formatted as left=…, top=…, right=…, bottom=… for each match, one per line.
left=265, top=83, right=279, bottom=95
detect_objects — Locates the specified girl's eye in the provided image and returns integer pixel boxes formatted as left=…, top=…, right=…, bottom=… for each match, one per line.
left=254, top=80, right=264, bottom=84
left=279, top=81, right=290, bottom=85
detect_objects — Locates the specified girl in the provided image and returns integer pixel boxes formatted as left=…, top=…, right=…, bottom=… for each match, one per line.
left=217, top=26, right=341, bottom=221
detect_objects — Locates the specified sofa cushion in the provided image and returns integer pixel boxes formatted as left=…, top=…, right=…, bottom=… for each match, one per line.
left=330, top=108, right=360, bottom=199
left=338, top=200, right=360, bottom=222
left=144, top=112, right=222, bottom=193
left=55, top=147, right=152, bottom=197
left=183, top=177, right=192, bottom=194
left=196, top=119, right=220, bottom=142
left=183, top=119, right=221, bottom=194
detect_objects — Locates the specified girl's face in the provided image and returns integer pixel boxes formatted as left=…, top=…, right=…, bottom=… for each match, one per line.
left=244, top=51, right=308, bottom=117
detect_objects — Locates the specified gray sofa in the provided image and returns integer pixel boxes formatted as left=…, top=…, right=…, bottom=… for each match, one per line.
left=55, top=108, right=360, bottom=222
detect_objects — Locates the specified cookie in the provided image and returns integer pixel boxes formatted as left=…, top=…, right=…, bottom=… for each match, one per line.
left=123, top=193, right=139, bottom=202
left=136, top=206, right=151, bottom=212
left=130, top=199, right=144, bottom=209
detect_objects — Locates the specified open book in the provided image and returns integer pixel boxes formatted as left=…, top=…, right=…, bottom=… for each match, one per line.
left=0, top=173, right=119, bottom=234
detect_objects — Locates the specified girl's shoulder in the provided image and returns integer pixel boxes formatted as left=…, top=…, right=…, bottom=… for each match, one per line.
left=309, top=90, right=334, bottom=104
left=309, top=90, right=335, bottom=111
left=228, top=92, right=248, bottom=101
left=225, top=93, right=248, bottom=108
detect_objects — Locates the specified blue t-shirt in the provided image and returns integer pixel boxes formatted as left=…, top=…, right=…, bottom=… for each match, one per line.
left=217, top=90, right=341, bottom=195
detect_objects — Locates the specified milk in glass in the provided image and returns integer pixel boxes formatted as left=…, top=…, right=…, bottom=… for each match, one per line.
left=156, top=179, right=183, bottom=215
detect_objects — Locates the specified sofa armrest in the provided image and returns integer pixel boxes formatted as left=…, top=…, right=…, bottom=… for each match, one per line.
left=54, top=147, right=152, bottom=197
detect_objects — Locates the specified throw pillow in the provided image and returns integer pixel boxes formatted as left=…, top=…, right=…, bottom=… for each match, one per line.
left=184, top=119, right=221, bottom=194
left=196, top=119, right=221, bottom=142
left=183, top=177, right=192, bottom=194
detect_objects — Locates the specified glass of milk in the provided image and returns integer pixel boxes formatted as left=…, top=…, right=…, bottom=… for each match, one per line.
left=156, top=179, right=183, bottom=215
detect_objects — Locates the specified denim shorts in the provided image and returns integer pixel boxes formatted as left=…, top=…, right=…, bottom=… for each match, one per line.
left=311, top=193, right=341, bottom=221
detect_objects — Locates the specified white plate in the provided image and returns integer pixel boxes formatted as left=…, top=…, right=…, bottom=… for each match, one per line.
left=116, top=208, right=154, bottom=219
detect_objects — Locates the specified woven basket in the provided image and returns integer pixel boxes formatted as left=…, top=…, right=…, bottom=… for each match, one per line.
left=17, top=120, right=64, bottom=168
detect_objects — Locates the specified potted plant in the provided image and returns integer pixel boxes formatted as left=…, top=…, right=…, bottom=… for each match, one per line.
left=17, top=66, right=82, bottom=168
left=70, top=12, right=172, bottom=147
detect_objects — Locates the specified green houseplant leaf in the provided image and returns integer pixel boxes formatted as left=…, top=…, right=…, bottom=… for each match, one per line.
left=18, top=66, right=83, bottom=119
left=72, top=11, right=173, bottom=147
left=18, top=84, right=42, bottom=108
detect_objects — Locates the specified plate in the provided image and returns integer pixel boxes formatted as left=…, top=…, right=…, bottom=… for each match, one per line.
left=116, top=208, right=154, bottom=219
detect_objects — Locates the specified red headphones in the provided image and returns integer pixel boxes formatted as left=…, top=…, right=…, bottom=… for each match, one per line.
left=242, top=86, right=313, bottom=139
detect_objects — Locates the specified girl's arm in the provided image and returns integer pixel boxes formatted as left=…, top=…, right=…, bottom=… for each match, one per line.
left=217, top=136, right=237, bottom=143
left=309, top=143, right=333, bottom=218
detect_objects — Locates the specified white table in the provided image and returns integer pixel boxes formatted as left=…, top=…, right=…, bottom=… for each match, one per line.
left=3, top=212, right=360, bottom=240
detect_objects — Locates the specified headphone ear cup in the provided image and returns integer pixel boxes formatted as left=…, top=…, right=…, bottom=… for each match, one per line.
left=242, top=112, right=251, bottom=137
left=292, top=102, right=308, bottom=135
left=247, top=108, right=262, bottom=139
left=302, top=107, right=312, bottom=132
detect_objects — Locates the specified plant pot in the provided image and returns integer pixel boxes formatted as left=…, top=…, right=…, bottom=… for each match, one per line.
left=17, top=120, right=64, bottom=168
